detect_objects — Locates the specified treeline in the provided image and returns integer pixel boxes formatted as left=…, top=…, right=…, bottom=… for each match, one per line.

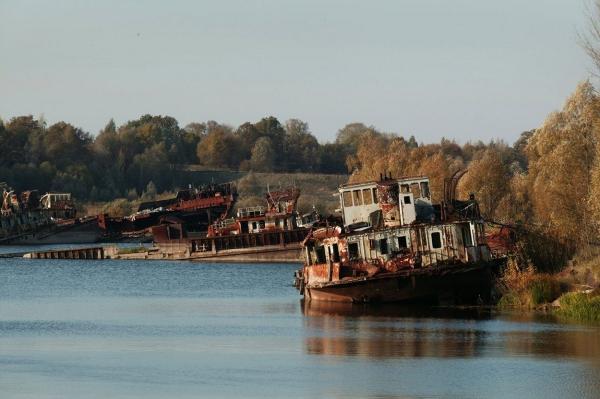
left=0, top=115, right=360, bottom=200
left=348, top=81, right=600, bottom=271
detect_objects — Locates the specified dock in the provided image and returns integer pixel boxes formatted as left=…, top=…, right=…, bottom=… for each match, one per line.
left=25, top=246, right=118, bottom=260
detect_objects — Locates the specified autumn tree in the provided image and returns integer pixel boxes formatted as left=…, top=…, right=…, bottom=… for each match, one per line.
left=525, top=81, right=600, bottom=245
left=458, top=149, right=511, bottom=220
left=196, top=127, right=239, bottom=168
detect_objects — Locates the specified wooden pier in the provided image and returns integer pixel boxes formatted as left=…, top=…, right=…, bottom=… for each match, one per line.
left=28, top=247, right=107, bottom=260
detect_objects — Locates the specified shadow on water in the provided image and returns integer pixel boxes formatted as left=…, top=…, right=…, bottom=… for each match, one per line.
left=301, top=301, right=600, bottom=362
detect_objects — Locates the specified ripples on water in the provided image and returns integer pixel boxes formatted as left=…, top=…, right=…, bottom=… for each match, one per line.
left=0, top=257, right=599, bottom=399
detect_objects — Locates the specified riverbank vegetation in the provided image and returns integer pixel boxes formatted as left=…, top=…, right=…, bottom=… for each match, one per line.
left=556, top=292, right=600, bottom=323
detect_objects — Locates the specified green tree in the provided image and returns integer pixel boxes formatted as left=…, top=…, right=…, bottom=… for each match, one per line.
left=42, top=122, right=92, bottom=169
left=250, top=137, right=275, bottom=172
left=283, top=119, right=320, bottom=171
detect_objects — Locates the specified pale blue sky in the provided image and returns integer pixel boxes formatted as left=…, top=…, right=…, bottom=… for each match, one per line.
left=0, top=0, right=593, bottom=143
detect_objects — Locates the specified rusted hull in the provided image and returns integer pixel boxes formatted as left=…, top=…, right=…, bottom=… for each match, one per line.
left=189, top=245, right=303, bottom=263
left=303, top=261, right=501, bottom=304
left=1, top=218, right=102, bottom=245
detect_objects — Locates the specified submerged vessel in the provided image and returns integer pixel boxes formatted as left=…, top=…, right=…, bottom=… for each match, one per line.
left=0, top=185, right=101, bottom=244
left=294, top=172, right=505, bottom=303
left=97, top=182, right=237, bottom=240
left=140, top=187, right=312, bottom=262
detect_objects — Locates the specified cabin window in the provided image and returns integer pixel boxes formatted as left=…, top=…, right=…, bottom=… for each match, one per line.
left=252, top=222, right=258, bottom=230
left=332, top=244, right=340, bottom=262
left=431, top=232, right=442, bottom=249
left=420, top=181, right=430, bottom=198
left=462, top=226, right=473, bottom=247
left=372, top=188, right=379, bottom=203
left=398, top=236, right=408, bottom=248
left=410, top=183, right=421, bottom=198
left=379, top=238, right=388, bottom=254
left=362, top=188, right=373, bottom=205
left=348, top=242, right=359, bottom=260
left=315, top=245, right=326, bottom=264
left=353, top=190, right=363, bottom=205
left=259, top=220, right=265, bottom=228
left=403, top=195, right=411, bottom=204
left=343, top=191, right=353, bottom=207
left=401, top=184, right=410, bottom=193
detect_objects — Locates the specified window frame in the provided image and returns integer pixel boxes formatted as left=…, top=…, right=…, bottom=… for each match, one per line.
left=431, top=231, right=442, bottom=249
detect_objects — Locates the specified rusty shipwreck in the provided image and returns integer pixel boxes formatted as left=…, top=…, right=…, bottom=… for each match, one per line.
left=0, top=184, right=101, bottom=244
left=97, top=182, right=237, bottom=241
left=142, top=187, right=312, bottom=262
left=294, top=173, right=505, bottom=303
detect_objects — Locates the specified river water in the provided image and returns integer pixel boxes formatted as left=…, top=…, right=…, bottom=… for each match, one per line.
left=0, top=254, right=599, bottom=399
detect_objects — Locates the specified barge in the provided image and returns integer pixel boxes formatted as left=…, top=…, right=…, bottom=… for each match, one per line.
left=294, top=172, right=506, bottom=303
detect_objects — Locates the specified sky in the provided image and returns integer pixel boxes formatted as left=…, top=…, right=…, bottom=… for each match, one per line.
left=0, top=0, right=594, bottom=143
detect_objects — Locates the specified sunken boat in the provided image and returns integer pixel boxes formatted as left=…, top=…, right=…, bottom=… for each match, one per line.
left=293, top=172, right=506, bottom=304
left=97, top=182, right=237, bottom=241
left=145, top=187, right=312, bottom=262
left=0, top=184, right=101, bottom=245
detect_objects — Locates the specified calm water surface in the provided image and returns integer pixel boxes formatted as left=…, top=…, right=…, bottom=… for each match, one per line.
left=0, top=257, right=599, bottom=399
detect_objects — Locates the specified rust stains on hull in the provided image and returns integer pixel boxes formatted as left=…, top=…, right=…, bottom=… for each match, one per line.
left=303, top=261, right=501, bottom=303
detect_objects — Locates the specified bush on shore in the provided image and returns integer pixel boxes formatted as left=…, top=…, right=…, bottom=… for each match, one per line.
left=556, top=292, right=600, bottom=323
left=498, top=262, right=562, bottom=308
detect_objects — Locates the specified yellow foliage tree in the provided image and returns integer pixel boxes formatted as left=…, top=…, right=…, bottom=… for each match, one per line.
left=525, top=81, right=600, bottom=245
left=348, top=136, right=463, bottom=203
left=458, top=149, right=511, bottom=220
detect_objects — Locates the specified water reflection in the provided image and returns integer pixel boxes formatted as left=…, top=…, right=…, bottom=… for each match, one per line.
left=302, top=301, right=600, bottom=362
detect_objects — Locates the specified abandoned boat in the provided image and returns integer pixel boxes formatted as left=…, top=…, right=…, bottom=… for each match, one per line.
left=141, top=187, right=311, bottom=262
left=293, top=173, right=506, bottom=303
left=97, top=182, right=237, bottom=241
left=0, top=185, right=101, bottom=244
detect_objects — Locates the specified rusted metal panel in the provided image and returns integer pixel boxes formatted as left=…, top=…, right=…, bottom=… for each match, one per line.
left=376, top=180, right=401, bottom=227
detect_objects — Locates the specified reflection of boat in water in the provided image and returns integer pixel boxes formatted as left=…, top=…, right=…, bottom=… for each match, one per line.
left=294, top=172, right=506, bottom=303
left=302, top=300, right=487, bottom=359
left=301, top=300, right=494, bottom=319
left=301, top=301, right=600, bottom=362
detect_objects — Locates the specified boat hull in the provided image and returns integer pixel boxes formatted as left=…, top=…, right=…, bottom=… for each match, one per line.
left=0, top=218, right=102, bottom=245
left=303, top=261, right=502, bottom=304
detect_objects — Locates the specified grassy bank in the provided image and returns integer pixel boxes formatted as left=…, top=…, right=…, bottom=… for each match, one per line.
left=497, top=255, right=600, bottom=323
left=555, top=292, right=600, bottom=323
left=497, top=267, right=563, bottom=309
